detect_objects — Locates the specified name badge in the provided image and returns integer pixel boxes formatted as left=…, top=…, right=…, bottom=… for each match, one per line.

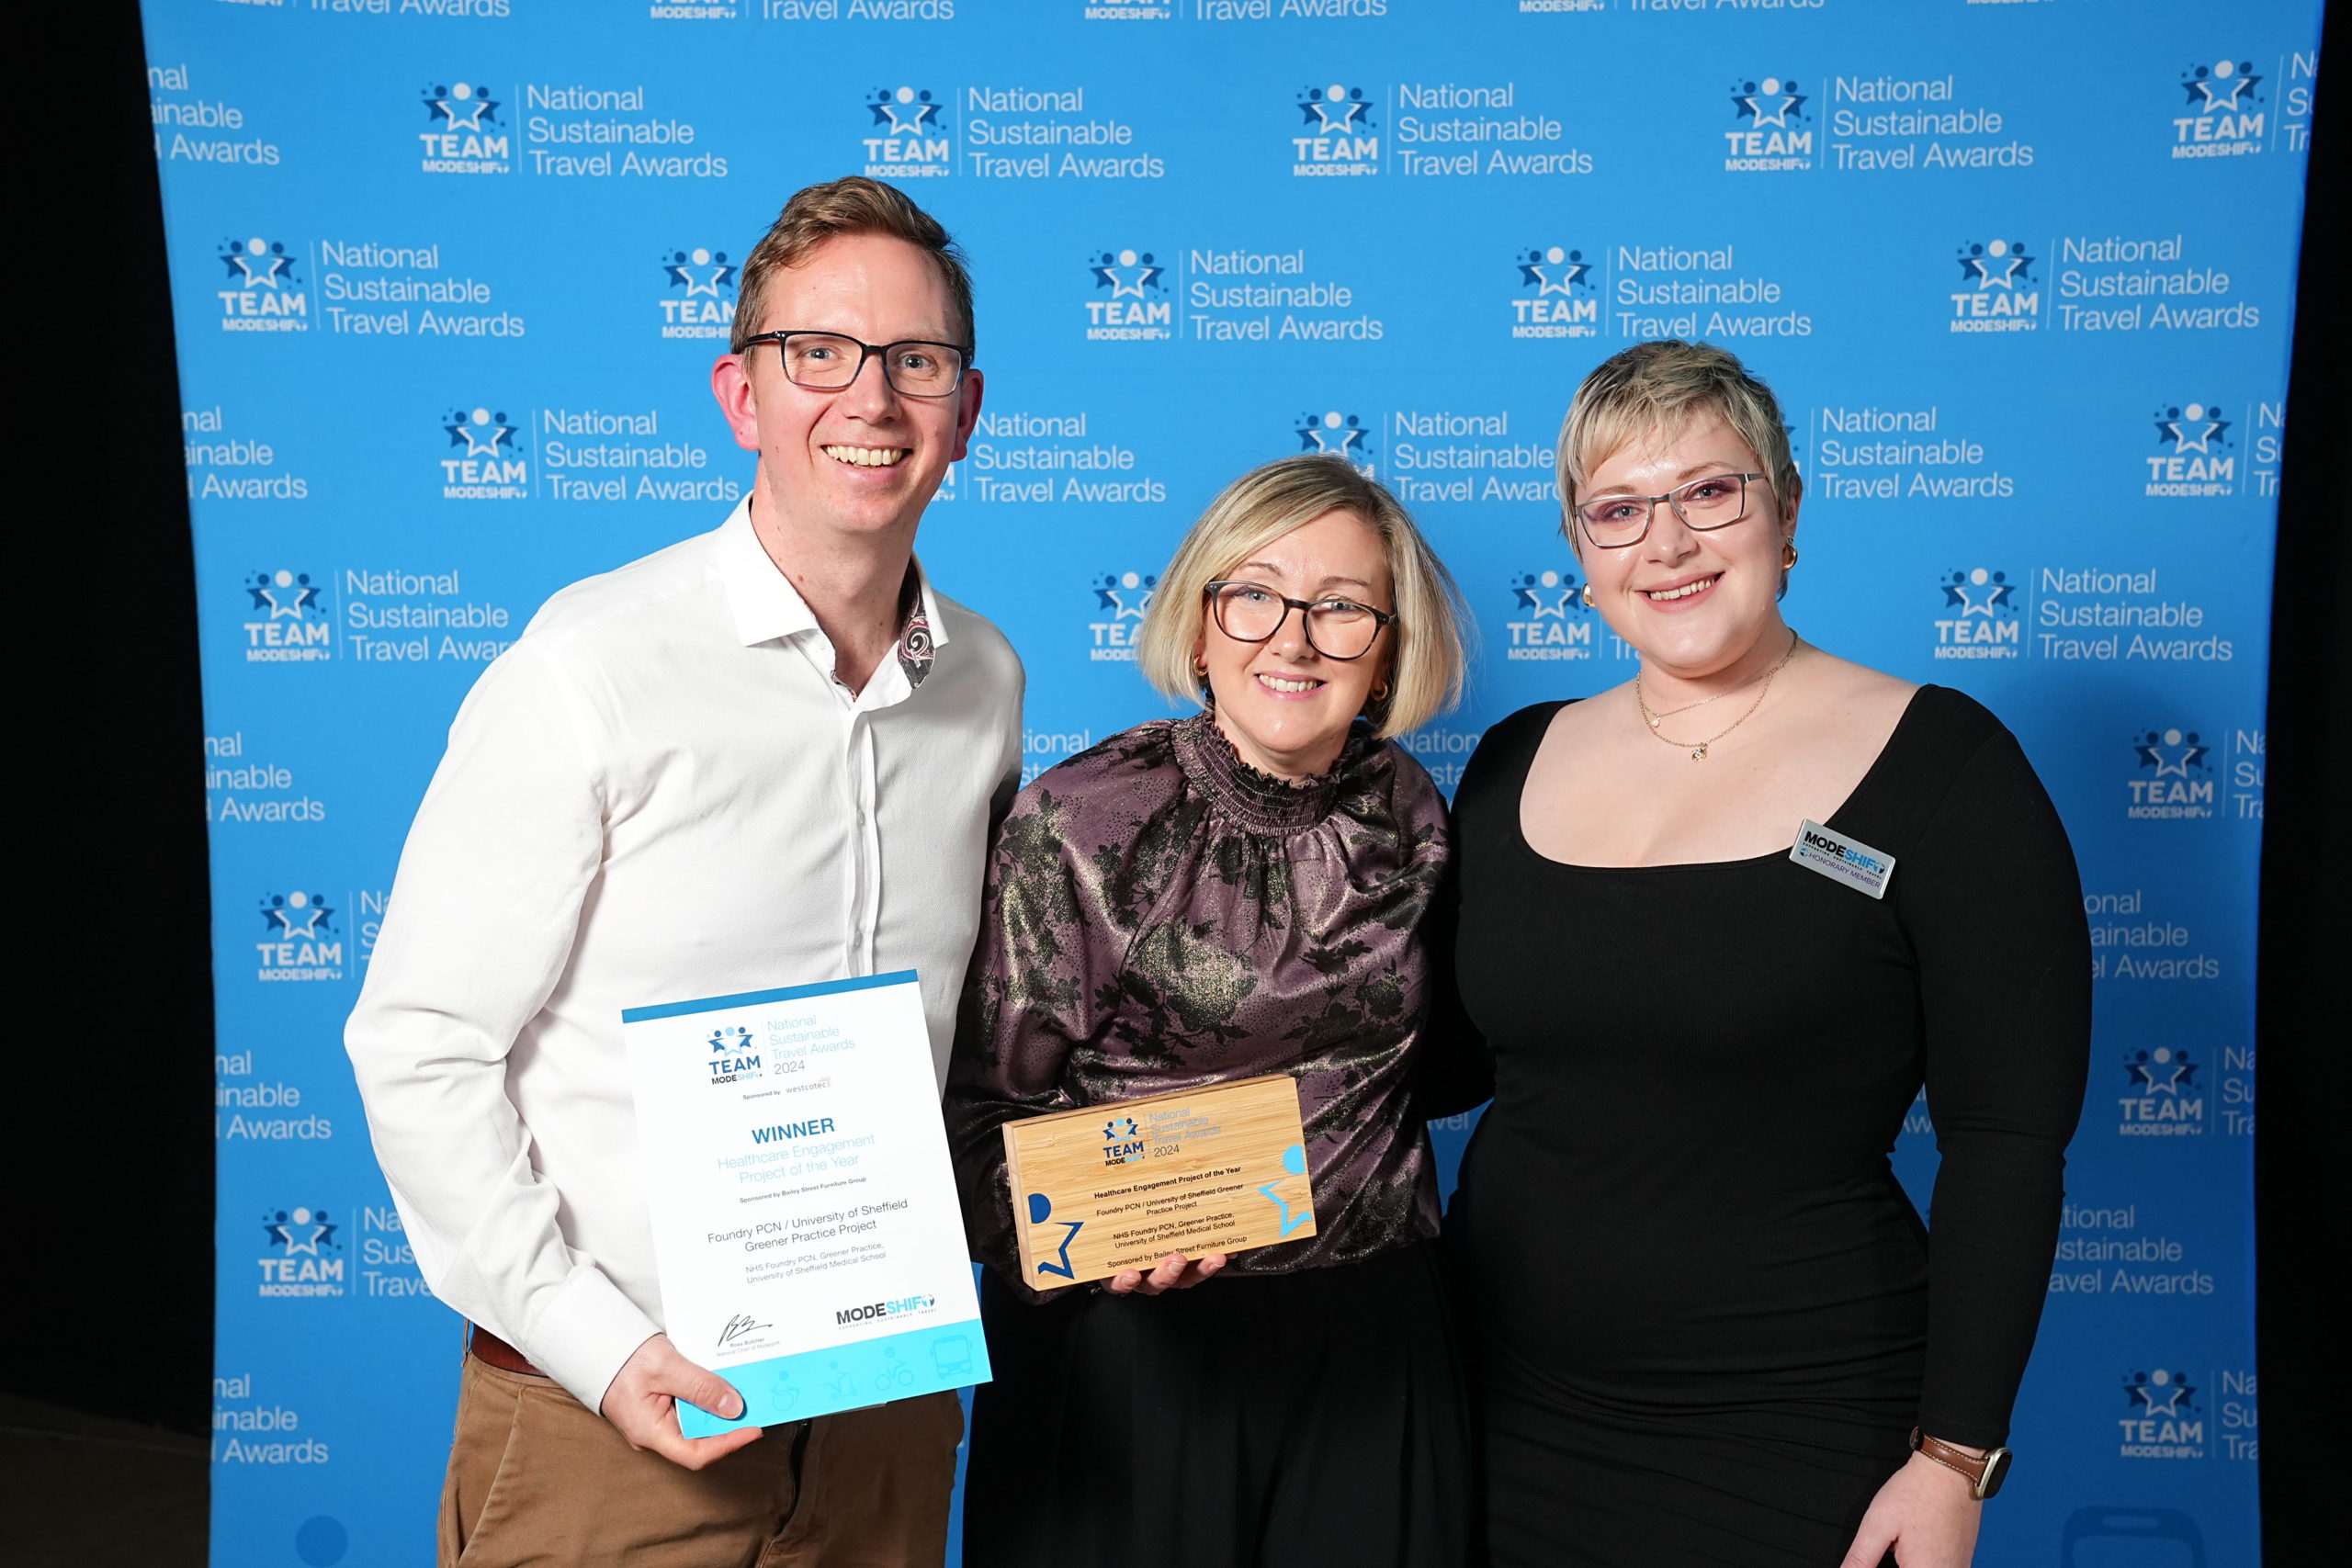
left=1790, top=819, right=1895, bottom=899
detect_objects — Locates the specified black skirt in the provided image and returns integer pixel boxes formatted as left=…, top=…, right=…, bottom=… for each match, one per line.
left=962, top=1242, right=1473, bottom=1568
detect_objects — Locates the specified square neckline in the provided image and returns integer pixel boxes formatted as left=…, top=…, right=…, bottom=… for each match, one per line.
left=1509, top=684, right=1934, bottom=873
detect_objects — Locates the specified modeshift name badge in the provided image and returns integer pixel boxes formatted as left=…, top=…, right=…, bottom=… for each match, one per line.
left=1790, top=819, right=1896, bottom=899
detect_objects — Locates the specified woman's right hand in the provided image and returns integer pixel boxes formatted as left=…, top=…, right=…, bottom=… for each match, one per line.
left=1106, top=1252, right=1228, bottom=1295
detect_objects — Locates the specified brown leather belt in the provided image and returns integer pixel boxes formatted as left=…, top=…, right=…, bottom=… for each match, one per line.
left=469, top=1325, right=545, bottom=1377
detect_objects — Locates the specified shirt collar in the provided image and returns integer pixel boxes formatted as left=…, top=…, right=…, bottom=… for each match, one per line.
left=714, top=497, right=954, bottom=657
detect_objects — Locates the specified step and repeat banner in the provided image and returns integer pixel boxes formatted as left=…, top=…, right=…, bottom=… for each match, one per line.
left=144, top=0, right=2316, bottom=1562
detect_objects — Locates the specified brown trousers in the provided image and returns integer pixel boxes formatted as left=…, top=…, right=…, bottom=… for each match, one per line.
left=438, top=1353, right=963, bottom=1567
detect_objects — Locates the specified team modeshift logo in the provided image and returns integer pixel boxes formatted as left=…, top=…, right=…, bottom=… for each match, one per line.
left=2147, top=401, right=2234, bottom=497
left=708, top=1024, right=762, bottom=1085
left=2173, top=59, right=2265, bottom=159
left=216, top=237, right=308, bottom=333
left=2119, top=1047, right=2204, bottom=1138
left=1295, top=411, right=1375, bottom=475
left=418, top=82, right=510, bottom=175
left=1930, top=567, right=2019, bottom=660
left=243, top=570, right=331, bottom=663
left=441, top=406, right=527, bottom=500
left=1503, top=570, right=1593, bottom=661
left=2128, top=727, right=2214, bottom=820
left=2120, top=1368, right=2204, bottom=1458
left=1510, top=246, right=1598, bottom=339
left=1293, top=84, right=1379, bottom=176
left=1724, top=74, right=1812, bottom=172
left=1086, top=249, right=1170, bottom=340
left=660, top=247, right=737, bottom=340
left=1949, top=238, right=2040, bottom=333
left=1087, top=570, right=1156, bottom=662
left=1102, top=1114, right=1143, bottom=1165
left=259, top=1206, right=345, bottom=1298
left=258, top=890, right=343, bottom=982
left=864, top=87, right=951, bottom=178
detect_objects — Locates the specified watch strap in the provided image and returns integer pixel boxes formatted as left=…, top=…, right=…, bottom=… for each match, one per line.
left=1909, top=1427, right=2007, bottom=1500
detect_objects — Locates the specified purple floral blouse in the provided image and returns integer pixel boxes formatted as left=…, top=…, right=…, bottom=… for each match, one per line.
left=944, top=711, right=1454, bottom=1299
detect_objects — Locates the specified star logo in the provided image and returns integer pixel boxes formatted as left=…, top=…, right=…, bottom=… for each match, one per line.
left=1091, top=249, right=1165, bottom=299
left=1102, top=1116, right=1139, bottom=1143
left=2124, top=1047, right=2200, bottom=1094
left=1298, top=85, right=1371, bottom=134
left=2155, top=402, right=2230, bottom=455
left=709, top=1025, right=752, bottom=1055
left=1297, top=411, right=1371, bottom=458
left=423, top=82, right=500, bottom=132
left=868, top=86, right=941, bottom=136
left=1518, top=246, right=1592, bottom=296
left=2181, top=60, right=2262, bottom=114
left=2124, top=1369, right=2197, bottom=1418
left=2133, top=728, right=2211, bottom=778
left=220, top=237, right=298, bottom=289
left=1510, top=570, right=1580, bottom=620
left=663, top=247, right=736, bottom=299
left=1024, top=1191, right=1083, bottom=1280
left=1732, top=75, right=1807, bottom=129
left=1939, top=568, right=2016, bottom=617
left=1957, top=240, right=2035, bottom=289
left=246, top=570, right=322, bottom=619
left=1092, top=572, right=1158, bottom=619
left=445, top=407, right=518, bottom=458
left=264, top=1206, right=339, bottom=1256
left=261, top=891, right=334, bottom=941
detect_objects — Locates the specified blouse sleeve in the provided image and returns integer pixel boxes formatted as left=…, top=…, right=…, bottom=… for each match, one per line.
left=1899, top=723, right=2092, bottom=1449
left=942, top=784, right=1114, bottom=1298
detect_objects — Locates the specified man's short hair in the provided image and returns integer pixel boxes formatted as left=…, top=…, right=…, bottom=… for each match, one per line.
left=1136, top=455, right=1466, bottom=740
left=1556, top=338, right=1800, bottom=541
left=730, top=176, right=976, bottom=356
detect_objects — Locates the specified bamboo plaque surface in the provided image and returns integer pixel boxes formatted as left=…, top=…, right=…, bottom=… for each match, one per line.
left=1002, top=1075, right=1317, bottom=1286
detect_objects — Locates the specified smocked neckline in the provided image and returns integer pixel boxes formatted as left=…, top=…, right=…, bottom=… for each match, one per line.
left=1170, top=711, right=1356, bottom=835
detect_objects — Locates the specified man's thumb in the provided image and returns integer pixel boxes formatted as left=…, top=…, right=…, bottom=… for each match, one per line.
left=680, top=1368, right=745, bottom=1421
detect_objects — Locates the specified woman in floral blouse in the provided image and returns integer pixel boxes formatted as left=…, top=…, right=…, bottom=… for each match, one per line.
left=944, top=454, right=1477, bottom=1568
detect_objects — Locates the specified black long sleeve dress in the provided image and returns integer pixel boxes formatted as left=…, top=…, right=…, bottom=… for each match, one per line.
left=1445, top=686, right=2090, bottom=1566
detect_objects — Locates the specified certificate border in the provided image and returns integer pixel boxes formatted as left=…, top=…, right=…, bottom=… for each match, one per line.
left=620, top=969, right=920, bottom=1024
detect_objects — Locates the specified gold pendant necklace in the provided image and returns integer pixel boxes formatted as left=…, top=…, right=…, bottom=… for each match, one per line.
left=1634, top=632, right=1802, bottom=761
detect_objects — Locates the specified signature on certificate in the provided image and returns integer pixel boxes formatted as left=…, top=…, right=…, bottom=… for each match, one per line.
left=717, top=1314, right=772, bottom=1348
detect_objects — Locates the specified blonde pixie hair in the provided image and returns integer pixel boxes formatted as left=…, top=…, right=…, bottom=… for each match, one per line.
left=1136, top=455, right=1465, bottom=740
left=1556, top=339, right=1801, bottom=540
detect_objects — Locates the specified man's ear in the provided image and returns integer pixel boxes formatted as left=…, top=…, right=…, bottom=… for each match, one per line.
left=712, top=354, right=762, bottom=454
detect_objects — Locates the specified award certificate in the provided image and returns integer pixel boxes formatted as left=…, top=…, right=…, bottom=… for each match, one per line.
left=622, top=970, right=989, bottom=1438
left=1002, top=1075, right=1317, bottom=1287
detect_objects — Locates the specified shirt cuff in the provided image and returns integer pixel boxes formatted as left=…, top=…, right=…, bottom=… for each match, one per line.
left=521, top=1268, right=664, bottom=1414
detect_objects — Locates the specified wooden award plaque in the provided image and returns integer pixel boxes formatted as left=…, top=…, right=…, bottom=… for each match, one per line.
left=1001, top=1075, right=1317, bottom=1287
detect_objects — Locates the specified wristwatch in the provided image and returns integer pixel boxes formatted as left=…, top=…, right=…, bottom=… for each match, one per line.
left=1909, top=1428, right=2012, bottom=1500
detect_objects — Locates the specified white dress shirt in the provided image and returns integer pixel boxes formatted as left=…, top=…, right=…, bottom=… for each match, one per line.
left=345, top=500, right=1023, bottom=1409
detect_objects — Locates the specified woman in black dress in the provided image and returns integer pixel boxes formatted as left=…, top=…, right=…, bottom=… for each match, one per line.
left=1447, top=341, right=2089, bottom=1566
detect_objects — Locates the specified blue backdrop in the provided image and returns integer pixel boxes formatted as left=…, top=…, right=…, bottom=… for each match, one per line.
left=144, top=1, right=2317, bottom=1562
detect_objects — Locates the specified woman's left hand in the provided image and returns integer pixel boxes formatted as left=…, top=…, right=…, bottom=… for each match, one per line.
left=1105, top=1251, right=1228, bottom=1295
left=1839, top=1450, right=1983, bottom=1568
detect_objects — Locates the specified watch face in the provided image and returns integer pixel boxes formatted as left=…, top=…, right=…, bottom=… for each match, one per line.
left=1977, top=1447, right=2013, bottom=1500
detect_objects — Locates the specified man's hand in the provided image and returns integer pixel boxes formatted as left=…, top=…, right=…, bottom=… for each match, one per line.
left=599, top=1333, right=764, bottom=1471
left=1106, top=1252, right=1227, bottom=1296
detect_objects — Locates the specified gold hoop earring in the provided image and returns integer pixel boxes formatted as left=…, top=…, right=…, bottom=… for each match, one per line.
left=1579, top=581, right=1597, bottom=609
left=1193, top=655, right=1209, bottom=678
left=1781, top=541, right=1799, bottom=570
left=1371, top=680, right=1392, bottom=705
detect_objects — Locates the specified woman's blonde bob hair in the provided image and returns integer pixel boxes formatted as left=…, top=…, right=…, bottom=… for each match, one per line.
left=1556, top=339, right=1802, bottom=547
left=1136, top=455, right=1465, bottom=740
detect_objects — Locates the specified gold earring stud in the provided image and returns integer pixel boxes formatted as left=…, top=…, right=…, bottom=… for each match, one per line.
left=1579, top=581, right=1597, bottom=609
left=1781, top=541, right=1800, bottom=570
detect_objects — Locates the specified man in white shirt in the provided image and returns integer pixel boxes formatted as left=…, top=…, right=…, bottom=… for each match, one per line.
left=347, top=177, right=1022, bottom=1567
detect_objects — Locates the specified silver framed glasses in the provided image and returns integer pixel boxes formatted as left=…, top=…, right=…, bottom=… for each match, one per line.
left=1204, top=581, right=1396, bottom=661
left=737, top=331, right=972, bottom=399
left=1573, top=470, right=1764, bottom=548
